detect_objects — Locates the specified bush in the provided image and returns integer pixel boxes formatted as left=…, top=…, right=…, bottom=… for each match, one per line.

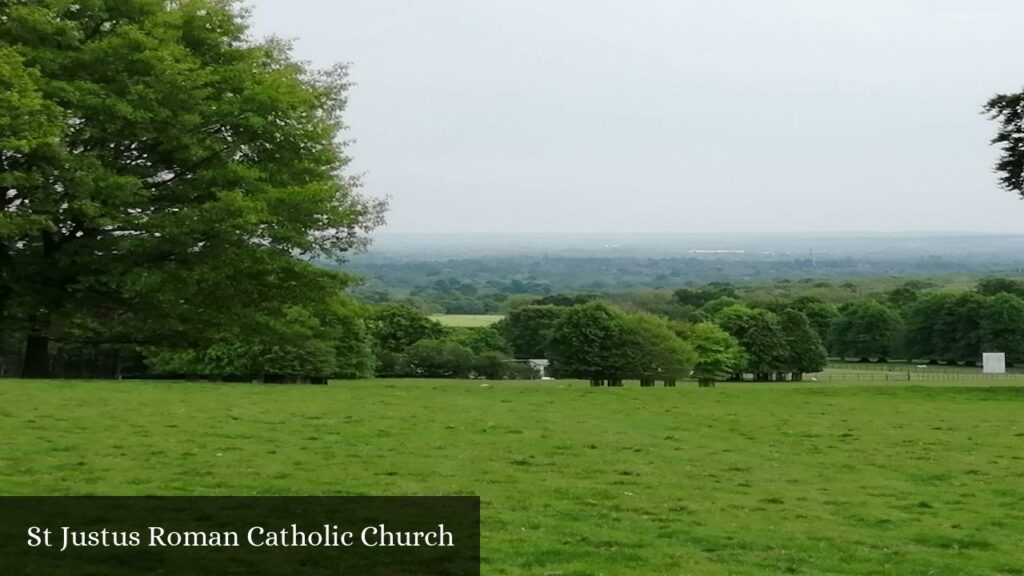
left=474, top=351, right=512, bottom=380
left=404, top=339, right=476, bottom=378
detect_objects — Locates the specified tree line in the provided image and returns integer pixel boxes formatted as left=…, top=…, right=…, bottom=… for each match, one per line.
left=497, top=299, right=822, bottom=385
left=664, top=278, right=1024, bottom=366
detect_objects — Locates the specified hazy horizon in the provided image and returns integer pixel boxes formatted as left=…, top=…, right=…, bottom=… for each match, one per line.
left=251, top=1, right=1024, bottom=235
left=369, top=230, right=1024, bottom=237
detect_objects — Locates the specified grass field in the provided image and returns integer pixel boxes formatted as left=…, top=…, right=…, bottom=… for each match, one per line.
left=432, top=314, right=504, bottom=328
left=1, top=378, right=1023, bottom=575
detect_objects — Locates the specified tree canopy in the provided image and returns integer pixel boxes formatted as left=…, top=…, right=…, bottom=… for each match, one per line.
left=618, top=313, right=695, bottom=386
left=904, top=292, right=1024, bottom=364
left=547, top=302, right=628, bottom=385
left=676, top=322, right=745, bottom=387
left=495, top=305, right=566, bottom=359
left=829, top=300, right=902, bottom=360
left=984, top=91, right=1024, bottom=196
left=779, top=309, right=828, bottom=379
left=714, top=305, right=787, bottom=378
left=0, top=0, right=385, bottom=377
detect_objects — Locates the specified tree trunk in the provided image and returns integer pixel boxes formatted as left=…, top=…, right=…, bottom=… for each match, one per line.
left=698, top=378, right=715, bottom=387
left=22, top=333, right=51, bottom=378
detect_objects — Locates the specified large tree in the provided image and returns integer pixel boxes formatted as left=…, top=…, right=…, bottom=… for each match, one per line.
left=713, top=305, right=787, bottom=380
left=829, top=300, right=902, bottom=361
left=547, top=302, right=628, bottom=386
left=404, top=339, right=476, bottom=379
left=366, top=304, right=444, bottom=375
left=495, top=305, right=566, bottom=359
left=0, top=1, right=384, bottom=377
left=548, top=303, right=696, bottom=387
left=618, top=313, right=695, bottom=387
left=675, top=322, right=745, bottom=387
left=905, top=292, right=1024, bottom=364
left=0, top=46, right=64, bottom=374
left=779, top=309, right=828, bottom=380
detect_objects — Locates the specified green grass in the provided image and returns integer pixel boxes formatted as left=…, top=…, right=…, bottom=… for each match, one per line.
left=431, top=314, right=504, bottom=328
left=2, top=378, right=1023, bottom=575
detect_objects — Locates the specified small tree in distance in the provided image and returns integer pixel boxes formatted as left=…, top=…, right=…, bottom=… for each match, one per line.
left=404, top=340, right=476, bottom=378
left=714, top=305, right=787, bottom=381
left=779, top=309, right=828, bottom=380
left=830, top=300, right=902, bottom=361
left=619, top=314, right=695, bottom=387
left=677, top=322, right=745, bottom=387
left=495, top=305, right=566, bottom=359
left=547, top=302, right=627, bottom=386
left=548, top=302, right=696, bottom=387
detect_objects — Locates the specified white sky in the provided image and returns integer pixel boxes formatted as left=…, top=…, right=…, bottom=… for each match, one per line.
left=248, top=0, right=1024, bottom=234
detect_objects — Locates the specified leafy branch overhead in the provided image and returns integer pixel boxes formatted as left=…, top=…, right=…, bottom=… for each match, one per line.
left=985, top=91, right=1024, bottom=196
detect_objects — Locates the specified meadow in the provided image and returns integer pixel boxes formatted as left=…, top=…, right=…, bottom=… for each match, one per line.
left=1, top=378, right=1022, bottom=575
left=432, top=314, right=505, bottom=328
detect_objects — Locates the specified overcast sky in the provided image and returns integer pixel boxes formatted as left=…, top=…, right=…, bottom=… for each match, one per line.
left=249, top=0, right=1024, bottom=234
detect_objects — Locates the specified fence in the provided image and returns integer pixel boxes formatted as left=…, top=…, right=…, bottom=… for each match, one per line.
left=806, top=370, right=1024, bottom=383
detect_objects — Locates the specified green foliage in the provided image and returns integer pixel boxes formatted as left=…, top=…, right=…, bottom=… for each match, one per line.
left=830, top=300, right=902, bottom=360
left=321, top=299, right=376, bottom=379
left=0, top=0, right=384, bottom=377
left=495, top=305, right=566, bottom=359
left=779, top=309, right=828, bottom=376
left=713, top=305, right=787, bottom=376
left=790, top=299, right=841, bottom=344
left=979, top=293, right=1024, bottom=363
left=698, top=297, right=741, bottom=318
left=976, top=277, right=1024, bottom=299
left=473, top=351, right=513, bottom=380
left=532, top=294, right=596, bottom=307
left=984, top=91, right=1024, bottom=196
left=549, top=303, right=694, bottom=385
left=674, top=283, right=738, bottom=308
left=146, top=297, right=373, bottom=380
left=367, top=318, right=516, bottom=380
left=611, top=291, right=696, bottom=322
left=903, top=293, right=979, bottom=363
left=404, top=339, right=476, bottom=378
left=676, top=322, right=745, bottom=386
left=446, top=327, right=511, bottom=355
left=618, top=314, right=695, bottom=384
left=904, top=292, right=1024, bottom=364
left=885, top=281, right=929, bottom=310
left=547, top=302, right=627, bottom=383
left=367, top=304, right=445, bottom=355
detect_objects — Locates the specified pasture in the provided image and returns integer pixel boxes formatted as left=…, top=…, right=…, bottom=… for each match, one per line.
left=1, top=378, right=1022, bottom=575
left=432, top=314, right=505, bottom=328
